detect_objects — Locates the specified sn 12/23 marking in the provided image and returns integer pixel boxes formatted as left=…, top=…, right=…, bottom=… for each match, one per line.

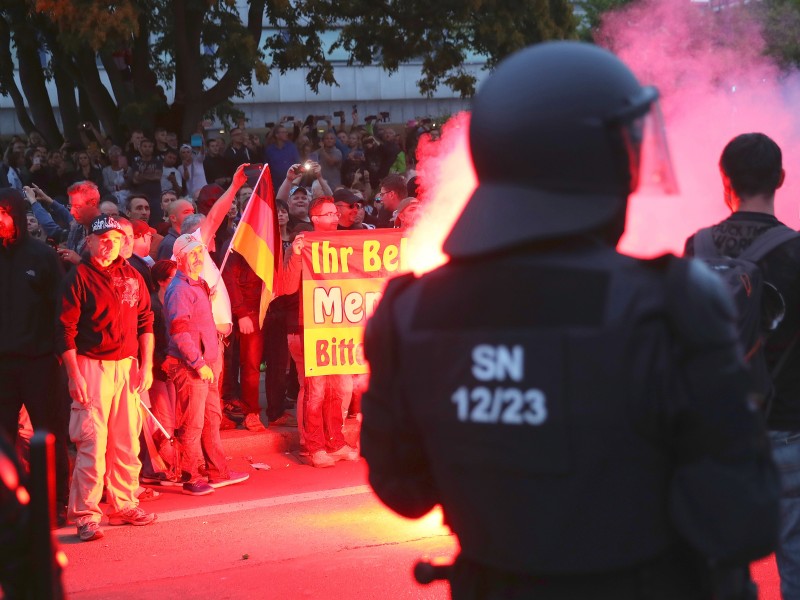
left=451, top=386, right=548, bottom=425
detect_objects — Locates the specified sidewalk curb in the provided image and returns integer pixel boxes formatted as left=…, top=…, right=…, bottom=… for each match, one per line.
left=220, top=421, right=362, bottom=458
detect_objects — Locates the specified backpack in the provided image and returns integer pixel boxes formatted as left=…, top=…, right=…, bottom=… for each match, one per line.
left=693, top=225, right=799, bottom=404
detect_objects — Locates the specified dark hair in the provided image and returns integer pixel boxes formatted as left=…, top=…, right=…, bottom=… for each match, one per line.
left=151, top=259, right=177, bottom=284
left=719, top=133, right=783, bottom=198
left=379, top=174, right=406, bottom=197
left=276, top=199, right=289, bottom=212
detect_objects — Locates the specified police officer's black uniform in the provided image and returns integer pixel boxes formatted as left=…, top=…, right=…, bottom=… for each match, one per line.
left=361, top=42, right=779, bottom=600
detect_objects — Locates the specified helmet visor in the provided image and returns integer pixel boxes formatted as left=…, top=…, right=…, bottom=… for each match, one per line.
left=622, top=99, right=679, bottom=196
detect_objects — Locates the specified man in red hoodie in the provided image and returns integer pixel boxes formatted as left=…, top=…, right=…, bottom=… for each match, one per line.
left=57, top=214, right=157, bottom=542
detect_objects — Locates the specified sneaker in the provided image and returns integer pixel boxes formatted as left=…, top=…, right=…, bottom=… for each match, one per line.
left=77, top=521, right=104, bottom=542
left=108, top=506, right=157, bottom=526
left=220, top=415, right=238, bottom=430
left=328, top=445, right=359, bottom=462
left=298, top=445, right=310, bottom=457
left=244, top=412, right=267, bottom=432
left=269, top=412, right=297, bottom=428
left=310, top=450, right=335, bottom=468
left=224, top=399, right=245, bottom=416
left=182, top=480, right=215, bottom=496
left=223, top=400, right=245, bottom=423
left=208, top=470, right=250, bottom=489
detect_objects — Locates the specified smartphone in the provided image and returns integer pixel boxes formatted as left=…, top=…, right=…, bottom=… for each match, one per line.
left=190, top=133, right=203, bottom=148
left=33, top=156, right=41, bottom=165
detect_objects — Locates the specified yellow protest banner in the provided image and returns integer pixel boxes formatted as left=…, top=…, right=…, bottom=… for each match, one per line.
left=301, top=229, right=409, bottom=376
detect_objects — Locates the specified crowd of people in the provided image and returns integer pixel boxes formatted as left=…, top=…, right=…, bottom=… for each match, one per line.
left=0, top=110, right=428, bottom=544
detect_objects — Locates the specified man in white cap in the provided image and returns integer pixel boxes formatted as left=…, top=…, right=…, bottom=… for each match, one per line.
left=163, top=233, right=249, bottom=495
left=57, top=213, right=157, bottom=542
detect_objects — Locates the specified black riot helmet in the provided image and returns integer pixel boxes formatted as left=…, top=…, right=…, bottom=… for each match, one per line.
left=444, top=41, right=676, bottom=258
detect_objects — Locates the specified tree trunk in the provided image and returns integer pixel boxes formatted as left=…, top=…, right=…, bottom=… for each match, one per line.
left=12, top=23, right=63, bottom=146
left=131, top=13, right=158, bottom=102
left=51, top=57, right=80, bottom=146
left=201, top=0, right=266, bottom=110
left=173, top=0, right=205, bottom=140
left=74, top=48, right=122, bottom=142
left=99, top=49, right=135, bottom=109
left=0, top=16, right=37, bottom=138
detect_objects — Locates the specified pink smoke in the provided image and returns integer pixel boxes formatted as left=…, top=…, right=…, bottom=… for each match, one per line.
left=609, top=0, right=800, bottom=256
left=411, top=0, right=800, bottom=267
left=407, top=113, right=475, bottom=274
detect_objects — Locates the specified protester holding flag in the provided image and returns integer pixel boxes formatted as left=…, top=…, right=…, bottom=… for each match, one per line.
left=221, top=163, right=290, bottom=430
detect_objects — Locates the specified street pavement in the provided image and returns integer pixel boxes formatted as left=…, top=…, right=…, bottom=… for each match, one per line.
left=51, top=408, right=783, bottom=599
left=55, top=425, right=458, bottom=599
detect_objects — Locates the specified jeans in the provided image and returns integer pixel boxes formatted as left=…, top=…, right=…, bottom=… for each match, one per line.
left=169, top=354, right=228, bottom=482
left=264, top=306, right=289, bottom=422
left=769, top=429, right=800, bottom=600
left=304, top=374, right=352, bottom=454
left=288, top=334, right=306, bottom=446
left=237, top=325, right=264, bottom=415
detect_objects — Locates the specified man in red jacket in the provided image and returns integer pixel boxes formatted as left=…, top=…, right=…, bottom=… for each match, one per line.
left=57, top=214, right=157, bottom=542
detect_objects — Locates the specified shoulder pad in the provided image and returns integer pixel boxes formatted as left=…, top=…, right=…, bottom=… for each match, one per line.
left=382, top=271, right=418, bottom=301
left=667, top=257, right=738, bottom=348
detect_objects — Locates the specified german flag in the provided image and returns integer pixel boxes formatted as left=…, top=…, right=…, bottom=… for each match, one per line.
left=228, top=164, right=281, bottom=326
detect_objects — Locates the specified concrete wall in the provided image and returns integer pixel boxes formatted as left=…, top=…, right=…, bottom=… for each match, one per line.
left=0, top=56, right=486, bottom=139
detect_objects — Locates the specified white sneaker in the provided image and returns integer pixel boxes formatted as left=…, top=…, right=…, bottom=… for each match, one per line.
left=310, top=450, right=335, bottom=468
left=328, top=445, right=359, bottom=462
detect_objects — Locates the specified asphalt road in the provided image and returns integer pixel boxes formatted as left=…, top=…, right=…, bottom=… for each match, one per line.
left=56, top=452, right=457, bottom=599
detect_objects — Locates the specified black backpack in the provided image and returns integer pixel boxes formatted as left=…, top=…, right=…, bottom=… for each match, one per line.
left=693, top=225, right=799, bottom=404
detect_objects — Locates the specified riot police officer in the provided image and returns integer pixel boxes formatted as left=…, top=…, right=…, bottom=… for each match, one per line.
left=361, top=41, right=779, bottom=599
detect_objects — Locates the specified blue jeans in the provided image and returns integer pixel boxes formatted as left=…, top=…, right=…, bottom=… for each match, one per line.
left=169, top=353, right=228, bottom=482
left=769, top=429, right=800, bottom=600
left=304, top=374, right=352, bottom=454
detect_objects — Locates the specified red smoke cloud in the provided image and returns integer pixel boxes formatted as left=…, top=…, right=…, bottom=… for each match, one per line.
left=412, top=0, right=800, bottom=267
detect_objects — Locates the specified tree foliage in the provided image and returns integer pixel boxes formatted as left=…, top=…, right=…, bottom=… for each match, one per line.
left=574, top=0, right=635, bottom=41
left=0, top=0, right=577, bottom=146
left=758, top=0, right=800, bottom=69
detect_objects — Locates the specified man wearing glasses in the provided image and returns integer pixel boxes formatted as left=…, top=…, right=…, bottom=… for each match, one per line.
left=333, top=188, right=367, bottom=230
left=282, top=196, right=359, bottom=468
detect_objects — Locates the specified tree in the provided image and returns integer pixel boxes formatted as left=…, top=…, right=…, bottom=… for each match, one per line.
left=0, top=0, right=577, bottom=145
left=574, top=0, right=636, bottom=41
left=758, top=0, right=800, bottom=69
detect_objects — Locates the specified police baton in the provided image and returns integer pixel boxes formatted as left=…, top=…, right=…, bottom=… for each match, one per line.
left=29, top=431, right=65, bottom=599
left=414, top=559, right=454, bottom=584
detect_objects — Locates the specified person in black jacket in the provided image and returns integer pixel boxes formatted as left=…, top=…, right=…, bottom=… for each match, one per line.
left=221, top=250, right=268, bottom=431
left=362, top=42, right=779, bottom=599
left=684, top=133, right=800, bottom=599
left=0, top=187, right=69, bottom=526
